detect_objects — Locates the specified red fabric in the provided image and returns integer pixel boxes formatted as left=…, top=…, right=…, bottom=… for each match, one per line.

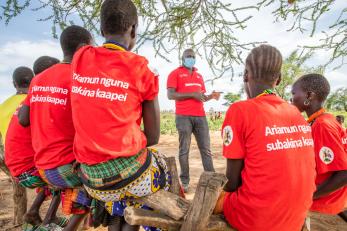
left=167, top=66, right=206, bottom=116
left=4, top=105, right=35, bottom=176
left=310, top=113, right=347, bottom=214
left=24, top=64, right=75, bottom=169
left=70, top=46, right=159, bottom=165
left=221, top=95, right=316, bottom=231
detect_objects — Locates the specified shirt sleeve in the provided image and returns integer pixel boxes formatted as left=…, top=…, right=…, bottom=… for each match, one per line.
left=313, top=123, right=347, bottom=174
left=167, top=70, right=177, bottom=89
left=138, top=62, right=159, bottom=101
left=222, top=103, right=246, bottom=159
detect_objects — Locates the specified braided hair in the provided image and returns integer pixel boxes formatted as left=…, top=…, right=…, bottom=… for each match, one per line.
left=246, top=45, right=282, bottom=84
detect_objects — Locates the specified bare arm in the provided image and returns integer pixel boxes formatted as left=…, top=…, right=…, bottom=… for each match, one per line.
left=224, top=159, right=244, bottom=192
left=18, top=105, right=30, bottom=127
left=167, top=88, right=204, bottom=101
left=142, top=96, right=160, bottom=147
left=313, top=170, right=347, bottom=199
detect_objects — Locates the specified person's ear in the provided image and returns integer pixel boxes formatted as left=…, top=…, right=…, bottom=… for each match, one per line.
left=243, top=70, right=249, bottom=83
left=130, top=24, right=136, bottom=39
left=306, top=91, right=315, bottom=101
left=275, top=73, right=282, bottom=86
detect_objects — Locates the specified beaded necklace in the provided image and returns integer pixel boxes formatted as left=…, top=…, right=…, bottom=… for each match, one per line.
left=256, top=89, right=275, bottom=98
left=102, top=40, right=127, bottom=51
left=307, top=108, right=326, bottom=125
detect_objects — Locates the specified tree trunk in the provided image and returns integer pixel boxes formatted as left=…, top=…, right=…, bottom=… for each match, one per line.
left=0, top=143, right=28, bottom=225
left=12, top=177, right=27, bottom=225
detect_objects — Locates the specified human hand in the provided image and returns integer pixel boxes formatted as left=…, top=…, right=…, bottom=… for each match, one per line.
left=191, top=92, right=205, bottom=101
left=211, top=91, right=222, bottom=100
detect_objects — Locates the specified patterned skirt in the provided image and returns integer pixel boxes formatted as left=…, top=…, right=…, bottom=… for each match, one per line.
left=39, top=163, right=91, bottom=215
left=79, top=148, right=171, bottom=227
left=15, top=167, right=55, bottom=198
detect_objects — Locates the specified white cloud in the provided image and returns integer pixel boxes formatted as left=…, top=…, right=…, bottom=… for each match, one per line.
left=0, top=40, right=62, bottom=102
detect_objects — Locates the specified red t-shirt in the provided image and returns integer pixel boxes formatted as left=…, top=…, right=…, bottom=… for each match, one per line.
left=222, top=95, right=316, bottom=231
left=24, top=64, right=75, bottom=169
left=167, top=66, right=206, bottom=116
left=70, top=46, right=159, bottom=165
left=310, top=113, right=347, bottom=214
left=4, top=104, right=35, bottom=176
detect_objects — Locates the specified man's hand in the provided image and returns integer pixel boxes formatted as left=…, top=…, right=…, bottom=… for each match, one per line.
left=211, top=91, right=222, bottom=100
left=192, top=92, right=206, bottom=102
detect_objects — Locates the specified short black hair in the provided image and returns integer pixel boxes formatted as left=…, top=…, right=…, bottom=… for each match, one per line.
left=33, top=56, right=60, bottom=75
left=294, top=73, right=330, bottom=102
left=12, top=66, right=34, bottom=88
left=246, top=45, right=282, bottom=85
left=100, top=0, right=138, bottom=35
left=336, top=115, right=345, bottom=123
left=60, top=25, right=92, bottom=56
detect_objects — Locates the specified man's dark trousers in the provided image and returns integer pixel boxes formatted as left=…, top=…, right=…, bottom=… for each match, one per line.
left=175, top=115, right=215, bottom=187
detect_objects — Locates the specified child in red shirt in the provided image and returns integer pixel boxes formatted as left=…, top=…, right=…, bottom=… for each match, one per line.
left=291, top=74, right=347, bottom=224
left=5, top=57, right=66, bottom=230
left=70, top=0, right=170, bottom=230
left=19, top=26, right=93, bottom=231
left=214, top=45, right=316, bottom=231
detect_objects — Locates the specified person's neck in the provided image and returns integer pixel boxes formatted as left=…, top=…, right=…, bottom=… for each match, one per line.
left=249, top=83, right=274, bottom=98
left=16, top=88, right=28, bottom=94
left=62, top=55, right=73, bottom=63
left=104, top=35, right=129, bottom=50
left=305, top=103, right=324, bottom=118
left=183, top=65, right=193, bottom=73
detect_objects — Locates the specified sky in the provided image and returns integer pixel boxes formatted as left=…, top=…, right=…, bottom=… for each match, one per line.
left=0, top=1, right=346, bottom=112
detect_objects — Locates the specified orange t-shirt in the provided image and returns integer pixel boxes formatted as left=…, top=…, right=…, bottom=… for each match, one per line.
left=222, top=95, right=316, bottom=231
left=167, top=67, right=206, bottom=116
left=70, top=45, right=158, bottom=165
left=310, top=113, right=347, bottom=214
left=5, top=104, right=35, bottom=176
left=24, top=64, right=75, bottom=169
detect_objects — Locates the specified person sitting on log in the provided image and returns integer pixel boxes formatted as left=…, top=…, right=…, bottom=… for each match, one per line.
left=70, top=0, right=171, bottom=230
left=214, top=44, right=316, bottom=231
left=4, top=59, right=68, bottom=231
left=291, top=74, right=347, bottom=225
left=18, top=26, right=93, bottom=231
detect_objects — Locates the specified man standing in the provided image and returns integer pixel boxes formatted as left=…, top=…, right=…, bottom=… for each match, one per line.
left=167, top=49, right=220, bottom=192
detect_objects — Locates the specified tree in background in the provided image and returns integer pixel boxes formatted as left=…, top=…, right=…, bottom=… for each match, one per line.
left=223, top=92, right=241, bottom=106
left=1, top=0, right=345, bottom=78
left=277, top=50, right=325, bottom=100
left=326, top=88, right=347, bottom=112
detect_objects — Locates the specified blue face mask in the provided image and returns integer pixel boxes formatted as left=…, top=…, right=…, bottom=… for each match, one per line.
left=183, top=57, right=196, bottom=69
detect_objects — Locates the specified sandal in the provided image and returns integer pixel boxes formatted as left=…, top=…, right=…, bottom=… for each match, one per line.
left=55, top=217, right=69, bottom=227
left=22, top=223, right=39, bottom=231
left=36, top=223, right=63, bottom=231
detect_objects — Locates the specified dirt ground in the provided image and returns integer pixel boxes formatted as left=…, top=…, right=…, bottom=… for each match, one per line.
left=1, top=132, right=346, bottom=230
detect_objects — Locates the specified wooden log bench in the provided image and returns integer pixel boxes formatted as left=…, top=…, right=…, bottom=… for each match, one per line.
left=124, top=156, right=236, bottom=231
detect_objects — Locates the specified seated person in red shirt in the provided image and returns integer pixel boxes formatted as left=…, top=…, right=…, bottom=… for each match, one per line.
left=19, top=26, right=93, bottom=231
left=291, top=74, right=347, bottom=225
left=213, top=45, right=316, bottom=231
left=5, top=57, right=66, bottom=230
left=70, top=0, right=170, bottom=230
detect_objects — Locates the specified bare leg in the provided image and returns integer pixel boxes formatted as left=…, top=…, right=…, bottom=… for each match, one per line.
left=338, top=210, right=347, bottom=222
left=121, top=217, right=139, bottom=231
left=63, top=213, right=88, bottom=231
left=24, top=190, right=45, bottom=226
left=41, top=193, right=61, bottom=226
